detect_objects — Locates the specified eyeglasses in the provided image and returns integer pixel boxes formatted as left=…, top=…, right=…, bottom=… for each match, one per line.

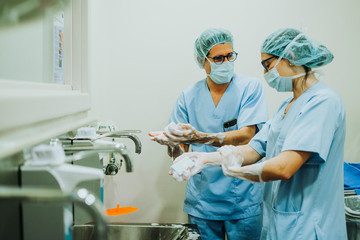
left=261, top=56, right=276, bottom=72
left=207, top=51, right=238, bottom=64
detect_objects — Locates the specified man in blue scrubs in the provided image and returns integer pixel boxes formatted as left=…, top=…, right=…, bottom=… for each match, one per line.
left=156, top=28, right=268, bottom=240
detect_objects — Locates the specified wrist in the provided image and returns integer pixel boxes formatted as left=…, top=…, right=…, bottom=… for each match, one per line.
left=205, top=152, right=222, bottom=165
left=194, top=130, right=205, bottom=140
left=194, top=132, right=216, bottom=144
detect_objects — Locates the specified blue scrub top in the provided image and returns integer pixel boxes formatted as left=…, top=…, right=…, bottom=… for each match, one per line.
left=249, top=81, right=347, bottom=239
left=169, top=74, right=268, bottom=220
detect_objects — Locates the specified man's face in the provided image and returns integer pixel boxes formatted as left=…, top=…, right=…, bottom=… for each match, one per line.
left=204, top=43, right=233, bottom=75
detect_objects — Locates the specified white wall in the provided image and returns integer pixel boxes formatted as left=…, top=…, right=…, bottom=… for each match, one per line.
left=87, top=0, right=360, bottom=223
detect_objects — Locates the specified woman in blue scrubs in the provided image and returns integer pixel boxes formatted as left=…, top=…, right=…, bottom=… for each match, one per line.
left=171, top=28, right=347, bottom=239
left=151, top=28, right=268, bottom=240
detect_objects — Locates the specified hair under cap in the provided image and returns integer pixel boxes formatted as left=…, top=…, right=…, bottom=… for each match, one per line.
left=261, top=28, right=334, bottom=68
left=194, top=28, right=233, bottom=69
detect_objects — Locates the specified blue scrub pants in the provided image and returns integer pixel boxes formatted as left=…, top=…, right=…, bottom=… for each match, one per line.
left=189, top=214, right=261, bottom=240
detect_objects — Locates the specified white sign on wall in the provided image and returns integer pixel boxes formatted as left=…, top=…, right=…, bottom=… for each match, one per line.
left=53, top=12, right=64, bottom=84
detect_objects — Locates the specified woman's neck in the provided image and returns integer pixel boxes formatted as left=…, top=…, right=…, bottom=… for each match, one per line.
left=292, top=73, right=318, bottom=100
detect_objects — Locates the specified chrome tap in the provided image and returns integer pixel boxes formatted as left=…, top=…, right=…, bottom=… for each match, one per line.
left=63, top=143, right=133, bottom=172
left=54, top=127, right=141, bottom=172
left=0, top=187, right=108, bottom=240
left=94, top=131, right=142, bottom=154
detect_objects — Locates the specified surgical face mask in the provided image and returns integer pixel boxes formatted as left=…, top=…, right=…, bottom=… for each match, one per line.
left=264, top=67, right=306, bottom=92
left=207, top=59, right=234, bottom=84
left=263, top=32, right=306, bottom=92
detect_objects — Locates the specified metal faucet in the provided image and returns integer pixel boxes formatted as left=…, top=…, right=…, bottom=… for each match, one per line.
left=63, top=143, right=133, bottom=172
left=0, top=187, right=108, bottom=240
left=54, top=128, right=141, bottom=173
left=93, top=131, right=142, bottom=154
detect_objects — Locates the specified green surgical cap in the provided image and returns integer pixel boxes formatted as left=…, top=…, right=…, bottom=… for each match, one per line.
left=194, top=28, right=233, bottom=69
left=261, top=28, right=334, bottom=68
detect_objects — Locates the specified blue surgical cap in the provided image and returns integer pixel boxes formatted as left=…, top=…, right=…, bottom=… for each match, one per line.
left=261, top=28, right=334, bottom=68
left=194, top=28, right=233, bottom=69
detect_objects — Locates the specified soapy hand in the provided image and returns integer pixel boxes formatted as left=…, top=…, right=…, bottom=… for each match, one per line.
left=164, top=122, right=197, bottom=143
left=164, top=122, right=225, bottom=145
left=148, top=131, right=176, bottom=147
left=218, top=145, right=265, bottom=182
left=169, top=151, right=222, bottom=182
left=169, top=152, right=207, bottom=182
left=148, top=129, right=187, bottom=160
left=217, top=145, right=244, bottom=178
left=148, top=122, right=192, bottom=146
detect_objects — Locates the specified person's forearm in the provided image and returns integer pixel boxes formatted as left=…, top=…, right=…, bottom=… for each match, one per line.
left=221, top=126, right=256, bottom=146
left=198, top=126, right=256, bottom=147
left=238, top=145, right=262, bottom=166
left=232, top=150, right=312, bottom=183
left=261, top=150, right=312, bottom=181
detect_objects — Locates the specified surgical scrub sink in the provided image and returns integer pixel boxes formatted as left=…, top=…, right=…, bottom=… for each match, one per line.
left=73, top=223, right=189, bottom=240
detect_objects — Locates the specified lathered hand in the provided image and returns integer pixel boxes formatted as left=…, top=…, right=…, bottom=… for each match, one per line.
left=169, top=152, right=222, bottom=182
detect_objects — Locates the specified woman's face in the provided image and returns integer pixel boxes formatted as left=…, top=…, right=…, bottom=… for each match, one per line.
left=261, top=53, right=295, bottom=76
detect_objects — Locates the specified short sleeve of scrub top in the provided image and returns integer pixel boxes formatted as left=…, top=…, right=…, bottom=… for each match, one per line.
left=169, top=92, right=189, bottom=124
left=281, top=91, right=344, bottom=163
left=236, top=77, right=268, bottom=130
left=248, top=120, right=271, bottom=157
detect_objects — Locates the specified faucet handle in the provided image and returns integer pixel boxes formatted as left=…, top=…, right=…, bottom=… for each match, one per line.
left=103, top=157, right=121, bottom=176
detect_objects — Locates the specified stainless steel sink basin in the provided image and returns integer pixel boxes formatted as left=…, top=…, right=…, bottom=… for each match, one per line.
left=73, top=223, right=189, bottom=240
